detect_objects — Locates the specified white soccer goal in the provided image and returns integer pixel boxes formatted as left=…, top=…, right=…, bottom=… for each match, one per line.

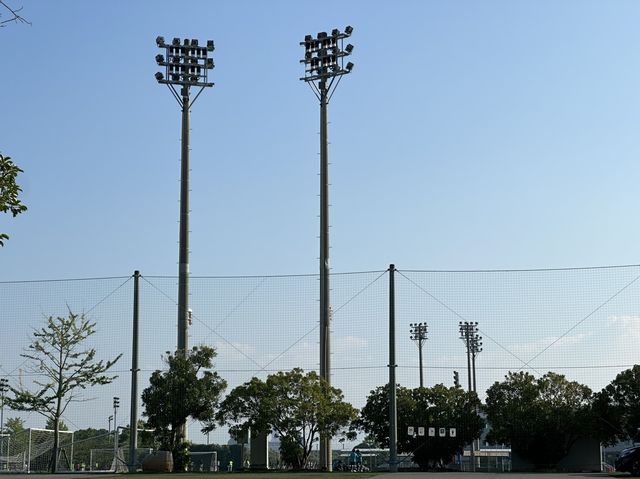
left=0, top=433, right=25, bottom=471
left=0, top=428, right=74, bottom=473
left=89, top=447, right=128, bottom=473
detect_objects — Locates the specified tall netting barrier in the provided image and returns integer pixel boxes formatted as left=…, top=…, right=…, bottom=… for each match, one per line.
left=142, top=273, right=320, bottom=446
left=395, top=266, right=640, bottom=396
left=1, top=265, right=639, bottom=471
left=394, top=266, right=640, bottom=472
left=0, top=276, right=133, bottom=471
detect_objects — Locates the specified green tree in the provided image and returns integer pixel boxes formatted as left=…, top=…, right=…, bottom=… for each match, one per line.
left=69, top=427, right=111, bottom=469
left=485, top=371, right=595, bottom=469
left=357, top=384, right=483, bottom=469
left=4, top=417, right=27, bottom=456
left=4, top=417, right=25, bottom=435
left=6, top=310, right=121, bottom=473
left=118, top=419, right=155, bottom=448
left=215, top=368, right=357, bottom=470
left=141, top=345, right=226, bottom=472
left=0, top=152, right=27, bottom=246
left=593, top=364, right=640, bottom=444
left=45, top=418, right=68, bottom=431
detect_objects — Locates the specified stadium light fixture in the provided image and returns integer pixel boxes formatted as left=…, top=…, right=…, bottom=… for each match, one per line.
left=154, top=35, right=215, bottom=362
left=410, top=322, right=428, bottom=388
left=300, top=25, right=354, bottom=473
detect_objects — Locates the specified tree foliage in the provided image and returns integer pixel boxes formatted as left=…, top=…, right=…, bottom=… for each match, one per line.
left=215, top=368, right=357, bottom=470
left=485, top=371, right=595, bottom=469
left=141, top=345, right=226, bottom=471
left=357, top=384, right=483, bottom=469
left=0, top=153, right=27, bottom=246
left=593, top=364, right=640, bottom=444
left=4, top=417, right=27, bottom=454
left=45, top=418, right=68, bottom=431
left=70, top=427, right=111, bottom=469
left=5, top=417, right=25, bottom=435
left=6, top=310, right=121, bottom=472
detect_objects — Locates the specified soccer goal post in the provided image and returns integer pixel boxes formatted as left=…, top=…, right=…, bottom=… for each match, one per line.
left=20, top=428, right=75, bottom=473
left=188, top=451, right=218, bottom=472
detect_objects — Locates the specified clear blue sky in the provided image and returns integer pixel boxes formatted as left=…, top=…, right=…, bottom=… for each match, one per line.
left=3, top=1, right=640, bottom=444
left=3, top=0, right=640, bottom=280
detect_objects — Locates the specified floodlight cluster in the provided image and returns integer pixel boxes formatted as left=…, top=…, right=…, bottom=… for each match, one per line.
left=410, top=322, right=428, bottom=341
left=155, top=36, right=215, bottom=87
left=300, top=26, right=354, bottom=82
left=459, top=321, right=483, bottom=354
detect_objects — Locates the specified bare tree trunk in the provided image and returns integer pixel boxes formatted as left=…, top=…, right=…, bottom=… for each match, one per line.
left=50, top=416, right=59, bottom=473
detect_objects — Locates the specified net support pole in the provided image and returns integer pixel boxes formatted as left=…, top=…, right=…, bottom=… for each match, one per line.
left=388, top=264, right=398, bottom=472
left=27, top=429, right=31, bottom=473
left=129, top=270, right=140, bottom=472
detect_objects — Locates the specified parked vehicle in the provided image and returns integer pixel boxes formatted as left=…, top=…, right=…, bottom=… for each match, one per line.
left=616, top=446, right=640, bottom=475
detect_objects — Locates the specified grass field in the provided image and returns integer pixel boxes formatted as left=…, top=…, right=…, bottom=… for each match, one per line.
left=99, top=474, right=380, bottom=479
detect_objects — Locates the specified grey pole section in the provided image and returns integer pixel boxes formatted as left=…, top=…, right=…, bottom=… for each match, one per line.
left=0, top=378, right=7, bottom=466
left=177, top=88, right=190, bottom=356
left=471, top=351, right=477, bottom=393
left=156, top=35, right=215, bottom=446
left=318, top=78, right=332, bottom=472
left=465, top=329, right=472, bottom=392
left=155, top=35, right=215, bottom=354
left=418, top=338, right=424, bottom=388
left=128, top=271, right=140, bottom=472
left=410, top=324, right=427, bottom=388
left=299, top=28, right=354, bottom=471
left=388, top=264, right=398, bottom=473
left=465, top=329, right=475, bottom=472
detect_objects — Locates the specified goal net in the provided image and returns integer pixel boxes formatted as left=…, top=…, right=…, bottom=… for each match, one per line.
left=89, top=447, right=155, bottom=472
left=0, top=428, right=74, bottom=473
left=188, top=451, right=218, bottom=472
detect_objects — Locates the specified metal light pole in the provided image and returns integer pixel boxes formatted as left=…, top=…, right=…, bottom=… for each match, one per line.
left=410, top=322, right=428, bottom=388
left=300, top=26, right=354, bottom=472
left=155, top=36, right=215, bottom=357
left=459, top=322, right=475, bottom=392
left=129, top=270, right=140, bottom=472
left=388, top=265, right=398, bottom=473
left=459, top=321, right=481, bottom=471
left=0, top=378, right=8, bottom=468
left=113, top=398, right=120, bottom=430
left=470, top=333, right=482, bottom=393
left=113, top=397, right=120, bottom=457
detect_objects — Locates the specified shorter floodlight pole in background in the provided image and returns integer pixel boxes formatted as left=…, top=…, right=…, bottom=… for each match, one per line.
left=112, top=396, right=120, bottom=457
left=0, top=378, right=8, bottom=465
left=410, top=322, right=428, bottom=388
left=470, top=329, right=482, bottom=394
left=459, top=322, right=479, bottom=471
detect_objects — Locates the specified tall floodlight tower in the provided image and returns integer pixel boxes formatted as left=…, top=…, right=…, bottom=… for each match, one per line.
left=299, top=26, right=354, bottom=471
left=459, top=321, right=478, bottom=392
left=155, top=36, right=215, bottom=355
left=470, top=331, right=482, bottom=392
left=459, top=321, right=481, bottom=471
left=410, top=322, right=428, bottom=388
